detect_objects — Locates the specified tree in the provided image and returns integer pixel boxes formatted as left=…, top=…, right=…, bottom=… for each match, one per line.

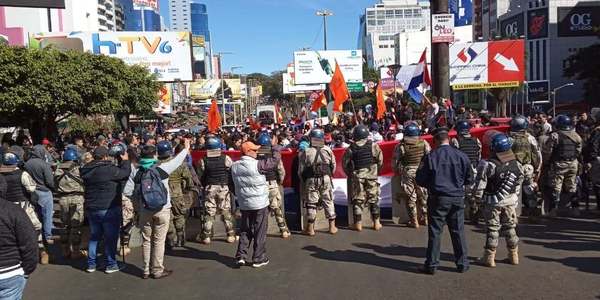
left=247, top=71, right=286, bottom=101
left=0, top=45, right=160, bottom=142
left=564, top=42, right=600, bottom=106
left=362, top=63, right=380, bottom=83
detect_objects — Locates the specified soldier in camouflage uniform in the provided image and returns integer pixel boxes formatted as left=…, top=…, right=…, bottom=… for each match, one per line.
left=161, top=143, right=194, bottom=248
left=298, top=129, right=337, bottom=236
left=450, top=120, right=482, bottom=223
left=585, top=112, right=600, bottom=210
left=509, top=115, right=542, bottom=216
left=54, top=148, right=85, bottom=259
left=473, top=133, right=524, bottom=267
left=343, top=125, right=383, bottom=231
left=393, top=123, right=430, bottom=228
left=256, top=133, right=290, bottom=238
left=543, top=115, right=582, bottom=216
left=195, top=137, right=236, bottom=244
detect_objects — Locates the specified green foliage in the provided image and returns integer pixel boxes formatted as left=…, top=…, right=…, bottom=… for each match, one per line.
left=362, top=63, right=380, bottom=83
left=66, top=115, right=117, bottom=136
left=564, top=43, right=600, bottom=105
left=247, top=71, right=285, bottom=100
left=0, top=45, right=160, bottom=141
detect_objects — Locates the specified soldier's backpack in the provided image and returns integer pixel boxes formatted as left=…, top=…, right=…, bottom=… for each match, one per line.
left=134, top=166, right=168, bottom=211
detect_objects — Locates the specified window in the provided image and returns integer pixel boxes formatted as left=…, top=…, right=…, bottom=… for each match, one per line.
left=405, top=10, right=413, bottom=17
left=386, top=10, right=394, bottom=16
left=395, top=9, right=402, bottom=16
left=367, top=20, right=376, bottom=26
left=367, top=10, right=375, bottom=16
left=377, top=19, right=385, bottom=25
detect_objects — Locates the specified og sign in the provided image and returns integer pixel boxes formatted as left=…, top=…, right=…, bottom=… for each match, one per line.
left=432, top=13, right=455, bottom=43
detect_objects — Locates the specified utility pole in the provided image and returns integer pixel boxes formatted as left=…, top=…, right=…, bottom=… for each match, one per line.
left=216, top=52, right=233, bottom=125
left=231, top=66, right=243, bottom=125
left=431, top=0, right=450, bottom=100
left=316, top=9, right=333, bottom=115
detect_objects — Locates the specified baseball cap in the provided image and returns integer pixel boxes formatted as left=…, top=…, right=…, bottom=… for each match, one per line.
left=42, top=138, right=50, bottom=145
left=241, top=141, right=260, bottom=155
left=93, top=146, right=109, bottom=160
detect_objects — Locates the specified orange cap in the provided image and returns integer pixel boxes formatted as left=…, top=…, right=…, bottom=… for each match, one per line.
left=241, top=141, right=260, bottom=154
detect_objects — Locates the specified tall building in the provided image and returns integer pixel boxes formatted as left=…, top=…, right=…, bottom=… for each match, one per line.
left=478, top=0, right=600, bottom=104
left=117, top=0, right=161, bottom=31
left=190, top=2, right=209, bottom=41
left=358, top=0, right=431, bottom=68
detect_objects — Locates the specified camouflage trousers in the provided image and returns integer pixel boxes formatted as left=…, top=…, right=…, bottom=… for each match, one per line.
left=550, top=160, right=579, bottom=194
left=465, top=166, right=479, bottom=216
left=350, top=176, right=380, bottom=220
left=397, top=167, right=428, bottom=222
left=201, top=185, right=235, bottom=239
left=267, top=180, right=289, bottom=233
left=58, top=195, right=84, bottom=249
left=304, top=176, right=336, bottom=222
left=14, top=201, right=43, bottom=249
left=521, top=164, right=540, bottom=210
left=483, top=204, right=519, bottom=251
left=122, top=196, right=135, bottom=227
left=167, top=197, right=189, bottom=244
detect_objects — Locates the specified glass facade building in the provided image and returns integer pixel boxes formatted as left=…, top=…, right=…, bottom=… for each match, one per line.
left=117, top=0, right=161, bottom=31
left=190, top=2, right=209, bottom=41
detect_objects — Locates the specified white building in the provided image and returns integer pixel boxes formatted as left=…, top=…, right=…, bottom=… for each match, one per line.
left=358, top=0, right=431, bottom=69
left=169, top=0, right=191, bottom=31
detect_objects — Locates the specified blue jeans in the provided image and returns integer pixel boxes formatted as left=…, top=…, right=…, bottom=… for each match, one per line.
left=35, top=189, right=54, bottom=241
left=86, top=206, right=122, bottom=269
left=425, top=196, right=469, bottom=269
left=0, top=275, right=27, bottom=300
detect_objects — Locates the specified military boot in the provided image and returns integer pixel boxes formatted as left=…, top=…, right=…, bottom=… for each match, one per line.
left=281, top=230, right=291, bottom=239
left=201, top=237, right=211, bottom=245
left=328, top=219, right=338, bottom=234
left=177, top=232, right=186, bottom=247
left=373, top=218, right=382, bottom=231
left=226, top=234, right=237, bottom=243
left=353, top=215, right=363, bottom=231
left=407, top=217, right=419, bottom=229
left=508, top=246, right=519, bottom=265
left=419, top=215, right=428, bottom=226
left=40, top=249, right=49, bottom=265
left=304, top=223, right=315, bottom=236
left=481, top=249, right=496, bottom=268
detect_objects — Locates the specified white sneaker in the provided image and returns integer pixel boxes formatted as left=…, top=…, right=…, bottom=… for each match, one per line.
left=235, top=259, right=246, bottom=267
left=86, top=267, right=96, bottom=273
left=252, top=259, right=270, bottom=268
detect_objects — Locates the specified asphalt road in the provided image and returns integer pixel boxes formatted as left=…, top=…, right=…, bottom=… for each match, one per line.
left=24, top=212, right=600, bottom=300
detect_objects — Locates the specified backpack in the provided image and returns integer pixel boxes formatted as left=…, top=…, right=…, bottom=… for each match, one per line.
left=135, top=166, right=169, bottom=211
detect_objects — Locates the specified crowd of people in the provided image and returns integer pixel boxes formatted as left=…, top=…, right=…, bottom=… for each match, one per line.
left=0, top=104, right=598, bottom=298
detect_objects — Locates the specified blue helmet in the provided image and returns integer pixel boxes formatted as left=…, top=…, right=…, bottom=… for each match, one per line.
left=491, top=133, right=513, bottom=153
left=404, top=123, right=420, bottom=137
left=62, top=148, right=79, bottom=162
left=257, top=133, right=272, bottom=146
left=555, top=114, right=573, bottom=131
left=456, top=120, right=471, bottom=135
left=310, top=129, right=325, bottom=140
left=156, top=141, right=173, bottom=158
left=206, top=137, right=222, bottom=150
left=510, top=115, right=529, bottom=132
left=2, top=152, right=19, bottom=166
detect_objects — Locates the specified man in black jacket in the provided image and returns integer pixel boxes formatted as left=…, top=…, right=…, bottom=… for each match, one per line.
left=24, top=145, right=55, bottom=245
left=80, top=146, right=130, bottom=274
left=0, top=193, right=38, bottom=300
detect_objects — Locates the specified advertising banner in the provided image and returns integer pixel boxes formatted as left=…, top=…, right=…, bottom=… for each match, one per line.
left=527, top=7, right=549, bottom=39
left=189, top=79, right=242, bottom=100
left=449, top=0, right=473, bottom=26
left=528, top=80, right=550, bottom=102
left=500, top=12, right=525, bottom=38
left=31, top=31, right=193, bottom=82
left=293, top=50, right=363, bottom=84
left=133, top=0, right=158, bottom=10
left=432, top=14, right=455, bottom=43
left=154, top=84, right=172, bottom=114
left=558, top=6, right=600, bottom=37
left=450, top=40, right=525, bottom=90
left=282, top=73, right=325, bottom=94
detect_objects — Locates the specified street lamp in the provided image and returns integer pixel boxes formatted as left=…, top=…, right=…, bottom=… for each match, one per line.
left=552, top=83, right=574, bottom=118
left=230, top=66, right=243, bottom=124
left=316, top=9, right=333, bottom=50
left=215, top=51, right=233, bottom=125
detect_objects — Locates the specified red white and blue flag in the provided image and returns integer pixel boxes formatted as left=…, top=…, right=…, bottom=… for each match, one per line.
left=405, top=48, right=432, bottom=104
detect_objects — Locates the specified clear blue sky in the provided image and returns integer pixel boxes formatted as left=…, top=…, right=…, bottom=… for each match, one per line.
left=159, top=0, right=377, bottom=75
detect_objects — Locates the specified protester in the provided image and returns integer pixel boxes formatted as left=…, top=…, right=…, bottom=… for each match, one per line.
left=416, top=127, right=473, bottom=275
left=80, top=146, right=131, bottom=273
left=232, top=141, right=270, bottom=268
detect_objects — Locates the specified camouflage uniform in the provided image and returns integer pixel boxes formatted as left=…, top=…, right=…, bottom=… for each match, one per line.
left=54, top=161, right=85, bottom=255
left=342, top=139, right=383, bottom=223
left=393, top=137, right=431, bottom=225
left=473, top=151, right=524, bottom=264
left=509, top=131, right=542, bottom=214
left=196, top=151, right=235, bottom=240
left=586, top=126, right=600, bottom=209
left=257, top=146, right=289, bottom=235
left=166, top=163, right=194, bottom=247
left=298, top=145, right=336, bottom=223
left=543, top=130, right=582, bottom=210
left=451, top=135, right=482, bottom=220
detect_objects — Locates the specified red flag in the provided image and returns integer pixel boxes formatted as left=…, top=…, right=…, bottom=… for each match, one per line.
left=248, top=116, right=261, bottom=130
left=275, top=102, right=283, bottom=123
left=331, top=62, right=350, bottom=112
left=420, top=48, right=432, bottom=86
left=207, top=99, right=221, bottom=133
left=376, top=81, right=385, bottom=120
left=310, top=92, right=326, bottom=112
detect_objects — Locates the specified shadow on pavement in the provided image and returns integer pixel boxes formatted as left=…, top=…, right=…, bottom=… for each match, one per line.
left=302, top=245, right=455, bottom=273
left=526, top=255, right=600, bottom=275
left=352, top=243, right=480, bottom=263
left=518, top=218, right=600, bottom=252
left=166, top=246, right=236, bottom=269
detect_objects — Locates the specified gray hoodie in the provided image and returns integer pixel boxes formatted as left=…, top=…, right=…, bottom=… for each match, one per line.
left=24, top=145, right=55, bottom=192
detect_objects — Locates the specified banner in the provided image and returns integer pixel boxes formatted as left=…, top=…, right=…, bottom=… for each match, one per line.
left=293, top=50, right=363, bottom=84
left=432, top=14, right=455, bottom=43
left=449, top=0, right=473, bottom=26
left=528, top=80, right=550, bottom=103
left=189, top=79, right=242, bottom=100
left=133, top=0, right=158, bottom=10
left=31, top=32, right=193, bottom=82
left=558, top=6, right=600, bottom=37
left=154, top=84, right=172, bottom=114
left=527, top=7, right=549, bottom=39
left=500, top=13, right=525, bottom=38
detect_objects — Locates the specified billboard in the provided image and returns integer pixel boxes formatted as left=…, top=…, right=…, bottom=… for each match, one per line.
left=528, top=80, right=550, bottom=103
left=432, top=14, right=455, bottom=43
left=283, top=64, right=325, bottom=94
left=133, top=0, right=158, bottom=10
left=500, top=13, right=525, bottom=38
left=293, top=50, right=363, bottom=85
left=31, top=32, right=193, bottom=82
left=450, top=40, right=525, bottom=90
left=527, top=7, right=549, bottom=39
left=0, top=0, right=64, bottom=8
left=450, top=0, right=473, bottom=26
left=154, top=84, right=172, bottom=114
left=558, top=6, right=600, bottom=37
left=189, top=79, right=242, bottom=100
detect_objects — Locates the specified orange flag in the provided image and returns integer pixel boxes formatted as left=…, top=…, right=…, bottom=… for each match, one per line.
left=376, top=81, right=386, bottom=120
left=275, top=102, right=283, bottom=123
left=310, top=92, right=326, bottom=112
left=207, top=99, right=221, bottom=133
left=330, top=62, right=350, bottom=112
